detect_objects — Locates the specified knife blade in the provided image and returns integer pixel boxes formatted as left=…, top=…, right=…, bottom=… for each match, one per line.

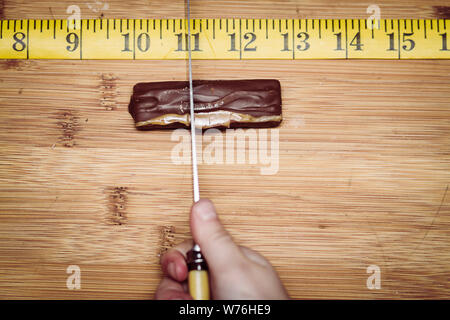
left=187, top=0, right=199, bottom=203
left=186, top=0, right=210, bottom=300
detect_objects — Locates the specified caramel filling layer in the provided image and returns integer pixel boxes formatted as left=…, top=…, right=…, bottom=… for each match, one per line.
left=136, top=111, right=282, bottom=129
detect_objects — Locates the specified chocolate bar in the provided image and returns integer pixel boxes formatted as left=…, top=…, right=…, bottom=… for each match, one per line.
left=128, top=80, right=282, bottom=130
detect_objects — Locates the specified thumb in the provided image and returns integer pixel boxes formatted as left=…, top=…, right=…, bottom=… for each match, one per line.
left=190, top=199, right=244, bottom=273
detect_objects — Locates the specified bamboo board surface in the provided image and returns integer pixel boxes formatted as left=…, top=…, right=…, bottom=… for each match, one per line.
left=0, top=0, right=449, bottom=299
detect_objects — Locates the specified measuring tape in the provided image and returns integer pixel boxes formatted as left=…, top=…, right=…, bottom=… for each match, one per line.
left=0, top=18, right=449, bottom=60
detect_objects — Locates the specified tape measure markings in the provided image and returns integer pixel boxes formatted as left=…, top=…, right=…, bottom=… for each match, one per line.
left=0, top=18, right=449, bottom=60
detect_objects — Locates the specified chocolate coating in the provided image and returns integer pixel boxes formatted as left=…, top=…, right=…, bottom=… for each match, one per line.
left=128, top=80, right=282, bottom=130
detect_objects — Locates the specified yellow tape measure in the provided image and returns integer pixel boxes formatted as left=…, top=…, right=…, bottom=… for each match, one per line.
left=0, top=18, right=449, bottom=60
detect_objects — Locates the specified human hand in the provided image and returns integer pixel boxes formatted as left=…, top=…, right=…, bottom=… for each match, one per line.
left=155, top=199, right=289, bottom=300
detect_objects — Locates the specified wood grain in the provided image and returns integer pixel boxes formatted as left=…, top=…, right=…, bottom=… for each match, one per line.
left=0, top=0, right=449, bottom=299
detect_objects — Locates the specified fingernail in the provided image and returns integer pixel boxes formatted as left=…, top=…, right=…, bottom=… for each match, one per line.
left=195, top=200, right=217, bottom=221
left=168, top=262, right=177, bottom=278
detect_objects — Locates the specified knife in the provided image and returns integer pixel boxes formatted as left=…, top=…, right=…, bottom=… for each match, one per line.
left=185, top=0, right=210, bottom=300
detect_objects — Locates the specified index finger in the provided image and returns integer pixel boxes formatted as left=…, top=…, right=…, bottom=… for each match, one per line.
left=160, top=239, right=194, bottom=282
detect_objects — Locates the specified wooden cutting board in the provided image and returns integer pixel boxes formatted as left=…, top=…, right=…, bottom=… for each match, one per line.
left=0, top=0, right=449, bottom=299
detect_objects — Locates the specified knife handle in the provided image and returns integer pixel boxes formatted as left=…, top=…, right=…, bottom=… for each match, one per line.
left=187, top=245, right=210, bottom=300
